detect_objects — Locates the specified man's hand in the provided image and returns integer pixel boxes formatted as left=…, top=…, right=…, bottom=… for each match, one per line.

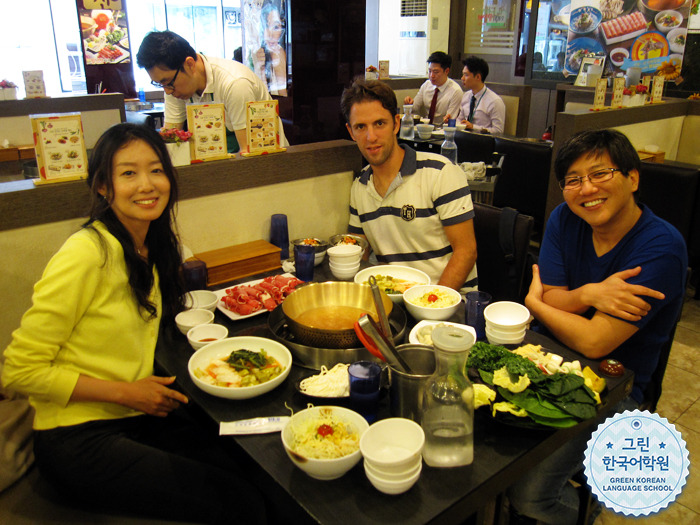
left=404, top=96, right=414, bottom=105
left=118, top=376, right=189, bottom=418
left=525, top=264, right=545, bottom=310
left=580, top=266, right=665, bottom=321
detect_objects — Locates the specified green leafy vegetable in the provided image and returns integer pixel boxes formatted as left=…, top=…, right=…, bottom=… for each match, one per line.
left=226, top=349, right=269, bottom=370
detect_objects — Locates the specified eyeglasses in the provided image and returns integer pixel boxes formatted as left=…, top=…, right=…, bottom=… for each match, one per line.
left=559, top=168, right=621, bottom=191
left=150, top=68, right=181, bottom=90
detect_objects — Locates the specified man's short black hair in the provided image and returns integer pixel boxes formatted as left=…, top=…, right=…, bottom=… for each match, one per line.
left=554, top=129, right=641, bottom=182
left=462, top=56, right=489, bottom=82
left=340, top=77, right=398, bottom=123
left=136, top=30, right=197, bottom=71
left=427, top=51, right=452, bottom=71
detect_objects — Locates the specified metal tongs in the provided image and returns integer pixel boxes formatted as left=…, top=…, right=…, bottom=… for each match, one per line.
left=368, top=275, right=392, bottom=341
left=355, top=314, right=413, bottom=374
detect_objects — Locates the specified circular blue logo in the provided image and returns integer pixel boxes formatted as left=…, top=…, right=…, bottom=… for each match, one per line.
left=583, top=409, right=689, bottom=516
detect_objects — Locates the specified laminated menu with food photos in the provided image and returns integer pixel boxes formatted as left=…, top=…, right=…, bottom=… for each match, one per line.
left=186, top=103, right=229, bottom=162
left=241, top=100, right=286, bottom=157
left=30, top=113, right=88, bottom=185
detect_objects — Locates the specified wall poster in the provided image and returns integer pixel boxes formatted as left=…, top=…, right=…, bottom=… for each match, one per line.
left=564, top=0, right=689, bottom=82
left=242, top=0, right=289, bottom=96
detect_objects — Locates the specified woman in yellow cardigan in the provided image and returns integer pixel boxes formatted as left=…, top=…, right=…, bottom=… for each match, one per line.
left=2, top=123, right=266, bottom=524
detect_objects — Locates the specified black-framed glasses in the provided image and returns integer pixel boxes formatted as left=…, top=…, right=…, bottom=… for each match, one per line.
left=559, top=168, right=621, bottom=191
left=150, top=68, right=181, bottom=90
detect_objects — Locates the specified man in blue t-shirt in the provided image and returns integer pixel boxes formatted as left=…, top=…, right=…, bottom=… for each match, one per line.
left=508, top=129, right=687, bottom=525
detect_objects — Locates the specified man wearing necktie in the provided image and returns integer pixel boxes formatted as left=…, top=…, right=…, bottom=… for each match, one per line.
left=403, top=52, right=463, bottom=127
left=451, top=56, right=506, bottom=134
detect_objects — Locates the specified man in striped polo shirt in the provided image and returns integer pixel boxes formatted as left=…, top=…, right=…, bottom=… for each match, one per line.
left=340, top=78, right=477, bottom=291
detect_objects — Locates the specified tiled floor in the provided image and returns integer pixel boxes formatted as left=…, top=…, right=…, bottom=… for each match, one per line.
left=594, top=287, right=700, bottom=524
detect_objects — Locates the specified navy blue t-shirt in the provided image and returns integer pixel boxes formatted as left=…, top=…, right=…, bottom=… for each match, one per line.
left=539, top=203, right=687, bottom=403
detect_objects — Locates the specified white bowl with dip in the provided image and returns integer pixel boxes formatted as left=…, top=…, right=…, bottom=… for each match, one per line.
left=187, top=323, right=228, bottom=350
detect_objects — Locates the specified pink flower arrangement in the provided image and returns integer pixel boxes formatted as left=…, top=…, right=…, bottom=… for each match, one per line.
left=159, top=128, right=193, bottom=143
left=634, top=84, right=648, bottom=94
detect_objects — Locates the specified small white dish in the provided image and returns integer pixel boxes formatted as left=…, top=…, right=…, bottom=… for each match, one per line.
left=175, top=308, right=215, bottom=335
left=483, top=301, right=531, bottom=331
left=183, top=290, right=218, bottom=312
left=409, top=320, right=476, bottom=346
left=186, top=323, right=228, bottom=351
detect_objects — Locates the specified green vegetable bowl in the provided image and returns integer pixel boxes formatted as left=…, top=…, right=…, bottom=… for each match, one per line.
left=188, top=336, right=292, bottom=399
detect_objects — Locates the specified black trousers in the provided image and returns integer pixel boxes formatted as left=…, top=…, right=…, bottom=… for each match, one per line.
left=33, top=409, right=267, bottom=524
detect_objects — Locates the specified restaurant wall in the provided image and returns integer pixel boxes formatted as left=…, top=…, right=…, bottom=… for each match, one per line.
left=0, top=171, right=353, bottom=354
left=613, top=116, right=686, bottom=162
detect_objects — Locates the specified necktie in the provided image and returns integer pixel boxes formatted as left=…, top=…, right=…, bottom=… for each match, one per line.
left=468, top=95, right=476, bottom=123
left=427, top=88, right=439, bottom=124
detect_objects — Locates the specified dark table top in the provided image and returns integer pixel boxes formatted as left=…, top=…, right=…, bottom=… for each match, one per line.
left=155, top=262, right=634, bottom=524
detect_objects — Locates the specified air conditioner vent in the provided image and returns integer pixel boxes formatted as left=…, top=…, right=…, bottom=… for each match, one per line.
left=401, top=0, right=427, bottom=17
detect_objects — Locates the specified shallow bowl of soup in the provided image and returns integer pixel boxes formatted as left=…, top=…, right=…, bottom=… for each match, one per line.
left=639, top=0, right=689, bottom=17
left=188, top=336, right=292, bottom=399
left=281, top=405, right=369, bottom=480
left=281, top=281, right=393, bottom=348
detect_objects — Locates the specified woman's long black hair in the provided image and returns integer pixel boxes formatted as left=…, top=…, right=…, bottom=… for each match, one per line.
left=84, top=123, right=186, bottom=325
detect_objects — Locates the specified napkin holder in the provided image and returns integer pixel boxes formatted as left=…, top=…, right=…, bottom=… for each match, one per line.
left=194, top=240, right=281, bottom=286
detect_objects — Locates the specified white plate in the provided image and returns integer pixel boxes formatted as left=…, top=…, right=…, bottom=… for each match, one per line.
left=215, top=273, right=297, bottom=321
left=353, top=265, right=431, bottom=304
left=408, top=320, right=476, bottom=345
left=188, top=336, right=292, bottom=399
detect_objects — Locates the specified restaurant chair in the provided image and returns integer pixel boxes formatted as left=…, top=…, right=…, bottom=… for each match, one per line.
left=492, top=137, right=552, bottom=243
left=455, top=131, right=495, bottom=164
left=473, top=202, right=534, bottom=303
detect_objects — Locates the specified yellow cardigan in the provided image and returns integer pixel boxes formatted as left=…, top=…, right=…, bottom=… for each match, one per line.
left=2, top=222, right=161, bottom=430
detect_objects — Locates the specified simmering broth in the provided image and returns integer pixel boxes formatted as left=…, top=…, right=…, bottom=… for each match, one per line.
left=296, top=306, right=373, bottom=330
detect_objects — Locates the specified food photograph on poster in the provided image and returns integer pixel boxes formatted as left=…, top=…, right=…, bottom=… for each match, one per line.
left=80, top=8, right=130, bottom=65
left=561, top=0, right=689, bottom=81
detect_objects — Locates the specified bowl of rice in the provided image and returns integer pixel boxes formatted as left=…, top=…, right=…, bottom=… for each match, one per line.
left=403, top=284, right=462, bottom=321
left=281, top=405, right=369, bottom=480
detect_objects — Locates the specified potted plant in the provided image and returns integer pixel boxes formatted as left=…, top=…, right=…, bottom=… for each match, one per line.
left=160, top=129, right=193, bottom=166
left=623, top=84, right=648, bottom=107
left=0, top=79, right=18, bottom=100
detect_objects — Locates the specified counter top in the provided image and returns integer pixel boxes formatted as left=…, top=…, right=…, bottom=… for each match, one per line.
left=0, top=139, right=362, bottom=232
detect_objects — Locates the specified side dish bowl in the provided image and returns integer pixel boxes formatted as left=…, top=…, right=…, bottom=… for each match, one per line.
left=281, top=406, right=369, bottom=480
left=188, top=336, right=292, bottom=399
left=354, top=265, right=431, bottom=304
left=403, top=285, right=462, bottom=321
left=409, top=320, right=476, bottom=345
left=186, top=323, right=229, bottom=350
left=183, top=290, right=218, bottom=311
left=176, top=308, right=215, bottom=335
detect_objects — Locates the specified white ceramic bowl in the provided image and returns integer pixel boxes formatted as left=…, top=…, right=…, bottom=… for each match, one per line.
left=484, top=322, right=526, bottom=339
left=483, top=301, right=531, bottom=331
left=328, top=259, right=362, bottom=270
left=655, top=10, right=682, bottom=33
left=360, top=418, right=425, bottom=473
left=486, top=326, right=525, bottom=346
left=668, top=27, right=687, bottom=54
left=183, top=290, right=218, bottom=312
left=363, top=458, right=421, bottom=481
left=187, top=336, right=292, bottom=399
left=408, top=320, right=477, bottom=346
left=175, top=308, right=215, bottom=335
left=455, top=123, right=467, bottom=131
left=365, top=462, right=422, bottom=495
left=354, top=265, right=431, bottom=304
left=330, top=266, right=360, bottom=280
left=610, top=47, right=629, bottom=67
left=403, top=285, right=462, bottom=321
left=327, top=244, right=363, bottom=259
left=416, top=123, right=434, bottom=140
left=186, top=323, right=229, bottom=350
left=281, top=406, right=369, bottom=480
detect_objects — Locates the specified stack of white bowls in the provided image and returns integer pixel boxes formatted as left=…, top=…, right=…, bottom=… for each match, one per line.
left=327, top=244, right=363, bottom=280
left=483, top=301, right=531, bottom=345
left=359, top=418, right=424, bottom=495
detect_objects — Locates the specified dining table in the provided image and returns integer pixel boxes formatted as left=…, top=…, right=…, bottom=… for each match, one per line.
left=155, top=260, right=634, bottom=525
